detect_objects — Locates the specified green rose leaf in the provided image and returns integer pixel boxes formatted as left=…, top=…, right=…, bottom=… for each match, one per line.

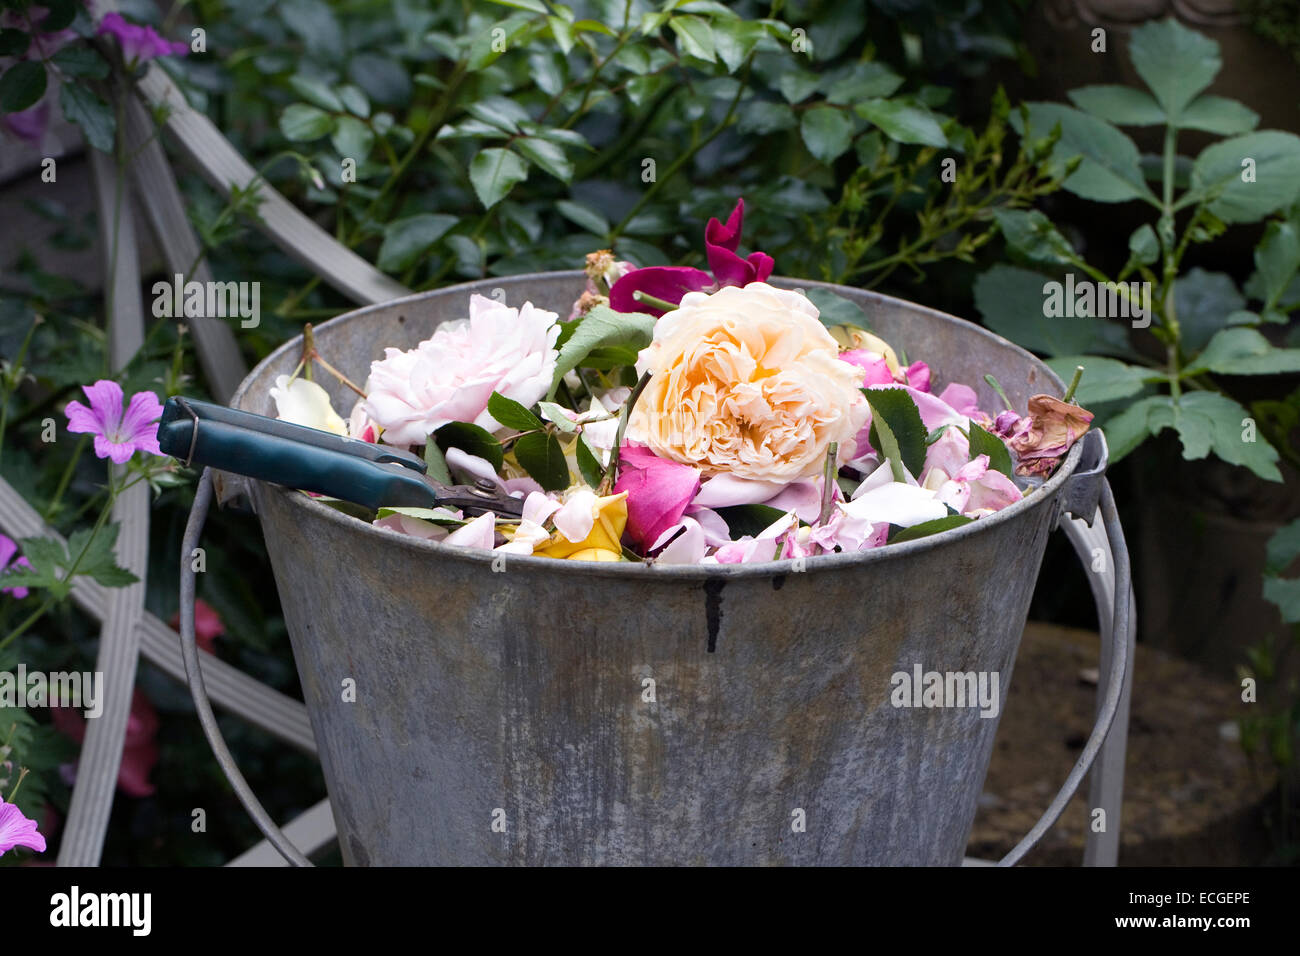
left=280, top=102, right=334, bottom=141
left=1250, top=220, right=1300, bottom=311
left=555, top=200, right=609, bottom=237
left=888, top=514, right=973, bottom=544
left=377, top=214, right=458, bottom=272
left=806, top=287, right=870, bottom=329
left=1174, top=267, right=1247, bottom=352
left=547, top=304, right=656, bottom=400
left=1265, top=517, right=1300, bottom=575
left=669, top=14, right=715, bottom=63
left=288, top=74, right=344, bottom=112
left=1140, top=390, right=1282, bottom=481
left=737, top=100, right=797, bottom=135
left=854, top=98, right=947, bottom=148
left=865, top=387, right=927, bottom=479
left=50, top=47, right=110, bottom=80
left=800, top=105, right=855, bottom=163
left=712, top=18, right=763, bottom=73
left=575, top=435, right=605, bottom=488
left=992, top=209, right=1078, bottom=268
left=967, top=421, right=1014, bottom=478
left=715, top=504, right=788, bottom=540
left=488, top=391, right=544, bottom=432
left=436, top=421, right=505, bottom=471
left=515, top=136, right=573, bottom=182
left=469, top=147, right=529, bottom=209
left=1099, top=395, right=1165, bottom=463
left=423, top=438, right=453, bottom=485
left=514, top=431, right=569, bottom=491
left=331, top=115, right=374, bottom=161
left=1128, top=223, right=1160, bottom=266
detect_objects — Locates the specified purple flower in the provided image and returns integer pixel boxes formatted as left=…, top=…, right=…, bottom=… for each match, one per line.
left=97, top=12, right=188, bottom=65
left=609, top=199, right=774, bottom=316
left=1, top=534, right=32, bottom=599
left=0, top=796, right=46, bottom=857
left=1, top=98, right=52, bottom=145
left=64, top=380, right=164, bottom=464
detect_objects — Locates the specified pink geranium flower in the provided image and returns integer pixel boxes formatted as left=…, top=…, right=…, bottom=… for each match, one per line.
left=0, top=796, right=47, bottom=857
left=1, top=533, right=33, bottom=599
left=97, top=12, right=188, bottom=65
left=63, top=380, right=164, bottom=464
left=168, top=598, right=225, bottom=654
left=52, top=689, right=160, bottom=798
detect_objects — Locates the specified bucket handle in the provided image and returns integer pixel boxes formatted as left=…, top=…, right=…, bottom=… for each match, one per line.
left=179, top=466, right=1132, bottom=867
left=179, top=469, right=313, bottom=866
left=996, top=476, right=1132, bottom=865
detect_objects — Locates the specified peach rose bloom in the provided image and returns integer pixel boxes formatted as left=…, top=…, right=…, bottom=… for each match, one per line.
left=628, top=283, right=869, bottom=481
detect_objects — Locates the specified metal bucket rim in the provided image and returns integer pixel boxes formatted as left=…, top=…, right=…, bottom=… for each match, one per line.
left=232, top=272, right=1081, bottom=581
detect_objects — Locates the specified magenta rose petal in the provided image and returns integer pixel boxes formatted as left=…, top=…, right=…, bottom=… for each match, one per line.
left=608, top=266, right=715, bottom=315
left=703, top=198, right=746, bottom=253
left=614, top=443, right=702, bottom=551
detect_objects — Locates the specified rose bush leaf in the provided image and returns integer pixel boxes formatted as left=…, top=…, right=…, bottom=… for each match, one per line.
left=547, top=304, right=655, bottom=399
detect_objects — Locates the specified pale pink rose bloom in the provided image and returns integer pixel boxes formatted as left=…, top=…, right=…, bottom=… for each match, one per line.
left=933, top=456, right=1023, bottom=517
left=921, top=425, right=970, bottom=483
left=362, top=294, right=559, bottom=447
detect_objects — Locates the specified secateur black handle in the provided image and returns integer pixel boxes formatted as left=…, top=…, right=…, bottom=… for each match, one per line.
left=157, top=397, right=453, bottom=512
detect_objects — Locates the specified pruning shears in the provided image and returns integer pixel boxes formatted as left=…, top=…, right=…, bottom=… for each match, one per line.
left=156, top=397, right=525, bottom=519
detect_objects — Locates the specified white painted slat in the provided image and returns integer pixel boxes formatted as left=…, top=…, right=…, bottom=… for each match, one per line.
left=227, top=799, right=337, bottom=867
left=0, top=477, right=318, bottom=755
left=58, top=147, right=151, bottom=866
left=135, top=64, right=410, bottom=307
left=123, top=99, right=248, bottom=402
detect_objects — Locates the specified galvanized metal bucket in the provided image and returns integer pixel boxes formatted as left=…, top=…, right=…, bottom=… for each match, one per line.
left=179, top=273, right=1130, bottom=866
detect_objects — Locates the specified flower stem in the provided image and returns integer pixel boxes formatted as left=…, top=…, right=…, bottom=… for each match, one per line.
left=6, top=767, right=29, bottom=804
left=631, top=290, right=678, bottom=312
left=818, top=443, right=838, bottom=526
left=1062, top=366, right=1084, bottom=404
left=603, top=371, right=651, bottom=494
left=0, top=471, right=119, bottom=654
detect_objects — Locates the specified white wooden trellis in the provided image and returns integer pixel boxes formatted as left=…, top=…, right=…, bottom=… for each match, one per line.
left=0, top=48, right=1135, bottom=868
